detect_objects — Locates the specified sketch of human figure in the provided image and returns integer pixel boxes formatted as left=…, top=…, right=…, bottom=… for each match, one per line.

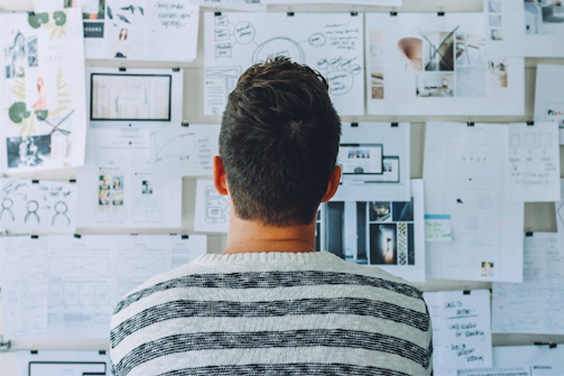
left=52, top=201, right=71, bottom=225
left=0, top=198, right=15, bottom=221
left=114, top=28, right=129, bottom=58
left=25, top=200, right=40, bottom=224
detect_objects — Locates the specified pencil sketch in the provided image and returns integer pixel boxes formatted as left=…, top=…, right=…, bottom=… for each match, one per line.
left=0, top=179, right=76, bottom=232
left=204, top=12, right=364, bottom=115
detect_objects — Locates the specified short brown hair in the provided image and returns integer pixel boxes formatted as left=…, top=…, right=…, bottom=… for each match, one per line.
left=219, top=56, right=341, bottom=227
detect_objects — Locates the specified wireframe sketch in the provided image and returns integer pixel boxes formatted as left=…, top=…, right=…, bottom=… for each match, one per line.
left=0, top=179, right=76, bottom=231
left=205, top=185, right=229, bottom=224
left=204, top=12, right=364, bottom=115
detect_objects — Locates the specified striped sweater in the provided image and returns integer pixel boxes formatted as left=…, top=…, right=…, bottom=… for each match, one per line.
left=110, top=251, right=433, bottom=376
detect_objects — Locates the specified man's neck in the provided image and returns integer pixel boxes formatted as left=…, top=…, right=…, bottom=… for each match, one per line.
left=222, top=214, right=316, bottom=255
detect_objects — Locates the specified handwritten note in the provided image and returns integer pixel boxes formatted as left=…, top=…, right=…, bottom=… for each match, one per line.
left=506, top=122, right=560, bottom=202
left=425, top=214, right=453, bottom=242
left=424, top=290, right=493, bottom=374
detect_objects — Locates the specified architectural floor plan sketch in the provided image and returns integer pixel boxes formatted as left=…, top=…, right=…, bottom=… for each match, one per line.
left=0, top=9, right=87, bottom=173
left=204, top=12, right=364, bottom=115
left=424, top=122, right=524, bottom=282
left=365, top=12, right=524, bottom=116
left=332, top=122, right=411, bottom=202
left=195, top=179, right=230, bottom=233
left=320, top=180, right=425, bottom=282
left=17, top=350, right=111, bottom=376
left=534, top=64, right=564, bottom=144
left=0, top=178, right=76, bottom=233
left=150, top=123, right=220, bottom=177
left=76, top=128, right=182, bottom=228
left=485, top=0, right=564, bottom=57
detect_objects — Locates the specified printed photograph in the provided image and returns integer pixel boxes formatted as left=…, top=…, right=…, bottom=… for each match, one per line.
left=392, top=199, right=414, bottom=222
left=488, top=58, right=508, bottom=88
left=369, top=223, right=397, bottom=265
left=112, top=175, right=124, bottom=206
left=546, top=103, right=564, bottom=125
left=369, top=201, right=391, bottom=222
left=525, top=0, right=564, bottom=35
left=456, top=67, right=487, bottom=97
left=415, top=72, right=455, bottom=97
left=481, top=261, right=494, bottom=277
left=370, top=29, right=384, bottom=99
left=422, top=30, right=455, bottom=71
left=141, top=180, right=153, bottom=195
left=98, top=174, right=111, bottom=206
left=6, top=135, right=51, bottom=169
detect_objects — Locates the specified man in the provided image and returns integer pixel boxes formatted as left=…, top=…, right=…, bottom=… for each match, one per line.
left=110, top=57, right=433, bottom=375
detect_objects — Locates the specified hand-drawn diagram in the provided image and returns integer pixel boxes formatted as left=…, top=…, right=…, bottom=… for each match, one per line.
left=0, top=9, right=87, bottom=173
left=365, top=12, right=524, bottom=116
left=204, top=12, right=364, bottom=116
left=205, top=185, right=229, bottom=224
left=149, top=124, right=220, bottom=177
left=0, top=179, right=76, bottom=232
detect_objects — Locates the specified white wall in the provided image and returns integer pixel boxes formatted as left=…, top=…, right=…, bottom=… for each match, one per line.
left=0, top=0, right=563, bottom=371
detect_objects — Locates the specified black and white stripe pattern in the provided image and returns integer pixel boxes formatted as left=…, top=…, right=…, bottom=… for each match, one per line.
left=111, top=251, right=433, bottom=376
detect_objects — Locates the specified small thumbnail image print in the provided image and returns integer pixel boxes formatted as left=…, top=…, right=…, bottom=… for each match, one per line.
left=370, top=223, right=397, bottom=265
left=392, top=199, right=414, bottom=222
left=369, top=202, right=391, bottom=222
left=99, top=174, right=111, bottom=206
left=481, top=261, right=494, bottom=277
left=416, top=73, right=455, bottom=97
left=112, top=175, right=124, bottom=206
left=6, top=135, right=51, bottom=168
left=488, top=59, right=508, bottom=88
left=141, top=180, right=153, bottom=194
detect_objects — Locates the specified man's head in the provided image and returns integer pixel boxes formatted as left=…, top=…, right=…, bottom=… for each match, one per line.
left=216, top=56, right=341, bottom=227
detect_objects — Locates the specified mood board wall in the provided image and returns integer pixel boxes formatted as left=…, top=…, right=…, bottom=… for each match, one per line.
left=0, top=0, right=563, bottom=374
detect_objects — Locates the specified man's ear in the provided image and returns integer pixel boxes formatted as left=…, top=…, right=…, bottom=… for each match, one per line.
left=321, top=165, right=341, bottom=203
left=212, top=156, right=228, bottom=196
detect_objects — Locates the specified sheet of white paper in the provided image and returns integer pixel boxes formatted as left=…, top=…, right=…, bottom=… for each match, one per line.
left=320, top=179, right=425, bottom=282
left=492, top=232, right=564, bottom=335
left=506, top=122, right=560, bottom=202
left=190, top=0, right=265, bottom=11
left=2, top=234, right=206, bottom=339
left=203, top=12, right=364, bottom=116
left=424, top=290, right=493, bottom=375
left=555, top=179, right=564, bottom=242
left=36, top=0, right=200, bottom=61
left=0, top=9, right=87, bottom=173
left=150, top=123, right=220, bottom=177
left=365, top=13, right=525, bottom=116
left=0, top=178, right=76, bottom=233
left=494, top=345, right=564, bottom=376
left=457, top=368, right=530, bottom=376
left=86, top=67, right=183, bottom=129
left=332, top=122, right=410, bottom=202
left=534, top=65, right=564, bottom=144
left=485, top=0, right=564, bottom=58
left=0, top=236, right=48, bottom=339
left=424, top=122, right=524, bottom=282
left=425, top=214, right=453, bottom=242
left=76, top=128, right=182, bottom=228
left=17, top=350, right=111, bottom=376
left=263, top=0, right=401, bottom=5
left=194, top=179, right=230, bottom=233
